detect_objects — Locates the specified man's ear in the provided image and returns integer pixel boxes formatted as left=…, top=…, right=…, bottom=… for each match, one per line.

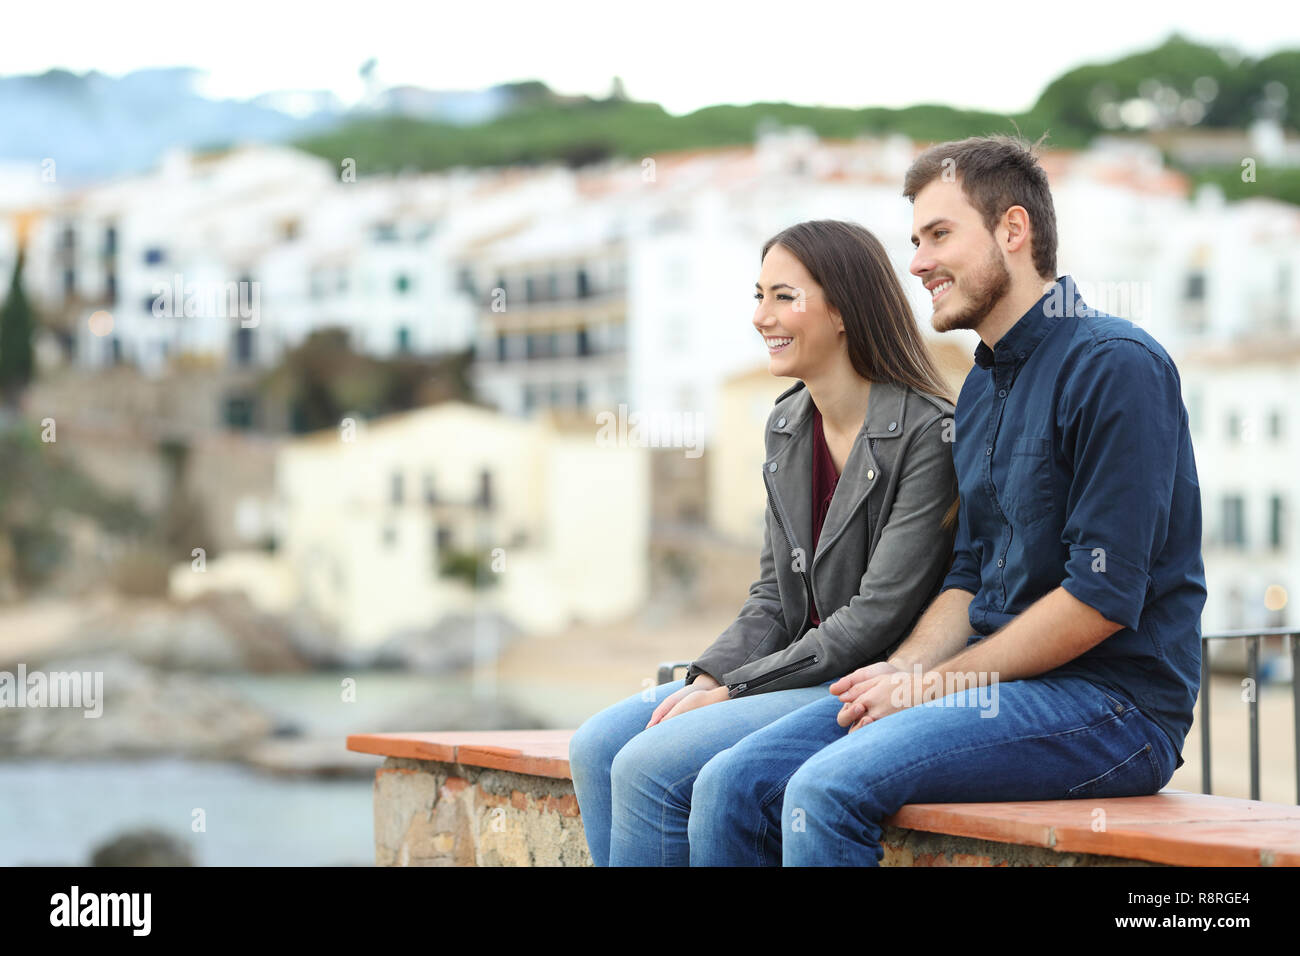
left=1003, top=205, right=1032, bottom=256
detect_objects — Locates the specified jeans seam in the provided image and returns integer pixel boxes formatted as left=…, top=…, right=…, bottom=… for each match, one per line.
left=661, top=769, right=698, bottom=865
left=755, top=768, right=801, bottom=866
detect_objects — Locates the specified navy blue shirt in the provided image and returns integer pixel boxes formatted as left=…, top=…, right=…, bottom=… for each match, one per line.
left=941, top=275, right=1206, bottom=766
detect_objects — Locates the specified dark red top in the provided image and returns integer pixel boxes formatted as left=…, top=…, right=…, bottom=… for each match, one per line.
left=809, top=405, right=840, bottom=626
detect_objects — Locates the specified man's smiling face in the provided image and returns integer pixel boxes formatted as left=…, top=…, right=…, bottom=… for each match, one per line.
left=909, top=177, right=1011, bottom=334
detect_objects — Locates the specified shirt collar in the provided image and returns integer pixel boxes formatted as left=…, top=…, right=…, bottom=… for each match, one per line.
left=973, top=274, right=1081, bottom=373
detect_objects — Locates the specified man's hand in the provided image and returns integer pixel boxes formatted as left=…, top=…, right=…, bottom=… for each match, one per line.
left=828, top=660, right=902, bottom=697
left=834, top=663, right=932, bottom=731
left=646, top=675, right=721, bottom=728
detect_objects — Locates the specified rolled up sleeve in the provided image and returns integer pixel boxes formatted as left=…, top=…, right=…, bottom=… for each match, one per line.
left=940, top=489, right=980, bottom=596
left=1057, top=339, right=1182, bottom=631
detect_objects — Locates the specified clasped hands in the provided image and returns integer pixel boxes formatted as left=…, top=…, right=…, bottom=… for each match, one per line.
left=646, top=661, right=938, bottom=731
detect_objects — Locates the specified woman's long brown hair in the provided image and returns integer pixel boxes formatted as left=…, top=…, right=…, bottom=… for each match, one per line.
left=761, top=219, right=960, bottom=529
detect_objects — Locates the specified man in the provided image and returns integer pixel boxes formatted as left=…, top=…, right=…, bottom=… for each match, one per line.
left=686, top=134, right=1206, bottom=866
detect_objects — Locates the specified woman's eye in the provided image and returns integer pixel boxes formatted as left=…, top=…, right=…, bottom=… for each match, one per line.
left=776, top=294, right=793, bottom=301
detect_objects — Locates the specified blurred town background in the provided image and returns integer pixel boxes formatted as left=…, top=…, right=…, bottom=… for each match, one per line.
left=1, top=29, right=1299, bottom=864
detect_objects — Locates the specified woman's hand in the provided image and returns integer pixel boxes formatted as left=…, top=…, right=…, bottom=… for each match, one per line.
left=646, top=675, right=723, bottom=728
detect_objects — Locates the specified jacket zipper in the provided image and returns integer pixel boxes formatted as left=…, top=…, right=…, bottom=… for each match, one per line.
left=763, top=465, right=812, bottom=634
left=728, top=654, right=819, bottom=698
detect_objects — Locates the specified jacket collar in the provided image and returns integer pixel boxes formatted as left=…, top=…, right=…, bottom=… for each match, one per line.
left=770, top=378, right=907, bottom=441
left=765, top=379, right=906, bottom=569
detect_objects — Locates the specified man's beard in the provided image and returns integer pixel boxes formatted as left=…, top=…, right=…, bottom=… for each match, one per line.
left=932, top=240, right=1011, bottom=333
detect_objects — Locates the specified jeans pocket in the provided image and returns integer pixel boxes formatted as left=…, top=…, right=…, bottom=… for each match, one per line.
left=1066, top=742, right=1161, bottom=799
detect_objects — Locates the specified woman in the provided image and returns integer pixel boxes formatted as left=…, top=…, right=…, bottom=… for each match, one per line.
left=568, top=219, right=960, bottom=866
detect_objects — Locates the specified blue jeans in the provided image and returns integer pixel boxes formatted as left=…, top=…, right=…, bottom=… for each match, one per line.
left=688, top=674, right=1181, bottom=865
left=568, top=677, right=836, bottom=866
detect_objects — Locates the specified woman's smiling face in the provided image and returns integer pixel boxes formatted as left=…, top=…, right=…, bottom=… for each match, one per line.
left=752, top=243, right=844, bottom=379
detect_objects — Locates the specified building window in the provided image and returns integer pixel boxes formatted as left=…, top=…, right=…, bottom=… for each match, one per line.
left=395, top=273, right=411, bottom=294
left=1222, top=495, right=1246, bottom=549
left=383, top=525, right=397, bottom=547
left=435, top=524, right=453, bottom=554
left=423, top=473, right=437, bottom=505
left=104, top=226, right=117, bottom=256
left=497, top=334, right=508, bottom=361
left=525, top=276, right=537, bottom=303
left=144, top=247, right=165, bottom=266
left=1270, top=495, right=1285, bottom=549
left=1185, top=272, right=1205, bottom=300
left=1227, top=411, right=1241, bottom=442
left=477, top=469, right=494, bottom=511
left=576, top=269, right=590, bottom=298
left=396, top=326, right=411, bottom=353
left=391, top=471, right=404, bottom=505
left=575, top=380, right=587, bottom=406
left=224, top=396, right=256, bottom=430
left=577, top=326, right=591, bottom=356
left=1269, top=410, right=1284, bottom=440
left=63, top=269, right=76, bottom=296
left=233, top=326, right=254, bottom=365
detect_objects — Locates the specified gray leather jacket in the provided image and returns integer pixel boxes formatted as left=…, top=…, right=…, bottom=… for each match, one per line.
left=686, top=378, right=958, bottom=697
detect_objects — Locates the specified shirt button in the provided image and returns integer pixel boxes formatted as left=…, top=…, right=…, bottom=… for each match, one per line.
left=866, top=469, right=875, bottom=480
left=997, top=558, right=1004, bottom=568
left=767, top=462, right=777, bottom=472
left=777, top=417, right=786, bottom=427
left=888, top=422, right=897, bottom=431
left=998, top=389, right=1007, bottom=398
left=985, top=447, right=992, bottom=456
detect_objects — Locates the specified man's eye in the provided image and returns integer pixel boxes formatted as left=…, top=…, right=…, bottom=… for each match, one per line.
left=934, top=230, right=948, bottom=239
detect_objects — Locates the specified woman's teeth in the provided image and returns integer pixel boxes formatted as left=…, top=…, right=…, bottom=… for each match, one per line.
left=766, top=336, right=793, bottom=353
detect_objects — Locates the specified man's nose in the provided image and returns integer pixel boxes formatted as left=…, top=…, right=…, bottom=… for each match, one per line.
left=909, top=248, right=931, bottom=277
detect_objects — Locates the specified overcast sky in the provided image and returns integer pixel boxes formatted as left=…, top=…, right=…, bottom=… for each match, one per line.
left=3, top=0, right=1295, bottom=116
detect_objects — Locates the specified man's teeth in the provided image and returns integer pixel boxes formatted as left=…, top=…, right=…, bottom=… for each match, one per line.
left=931, top=280, right=954, bottom=298
left=766, top=337, right=793, bottom=349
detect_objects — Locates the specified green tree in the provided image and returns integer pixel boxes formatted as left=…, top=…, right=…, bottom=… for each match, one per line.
left=0, top=248, right=36, bottom=409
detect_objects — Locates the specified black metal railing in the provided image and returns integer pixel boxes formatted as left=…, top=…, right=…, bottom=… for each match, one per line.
left=1200, top=627, right=1300, bottom=804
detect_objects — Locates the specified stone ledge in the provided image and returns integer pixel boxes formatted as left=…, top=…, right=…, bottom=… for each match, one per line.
left=347, top=730, right=1300, bottom=867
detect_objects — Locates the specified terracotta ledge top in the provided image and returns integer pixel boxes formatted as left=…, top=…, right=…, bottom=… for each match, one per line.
left=346, top=729, right=1300, bottom=866
left=347, top=730, right=575, bottom=779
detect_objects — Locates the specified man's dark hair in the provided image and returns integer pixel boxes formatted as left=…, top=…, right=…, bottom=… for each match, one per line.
left=903, top=133, right=1058, bottom=280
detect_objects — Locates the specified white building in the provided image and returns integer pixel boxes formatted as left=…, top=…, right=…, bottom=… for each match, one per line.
left=270, top=401, right=651, bottom=648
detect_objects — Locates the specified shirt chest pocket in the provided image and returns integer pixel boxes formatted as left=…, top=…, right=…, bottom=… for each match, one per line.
left=1002, top=436, right=1054, bottom=526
